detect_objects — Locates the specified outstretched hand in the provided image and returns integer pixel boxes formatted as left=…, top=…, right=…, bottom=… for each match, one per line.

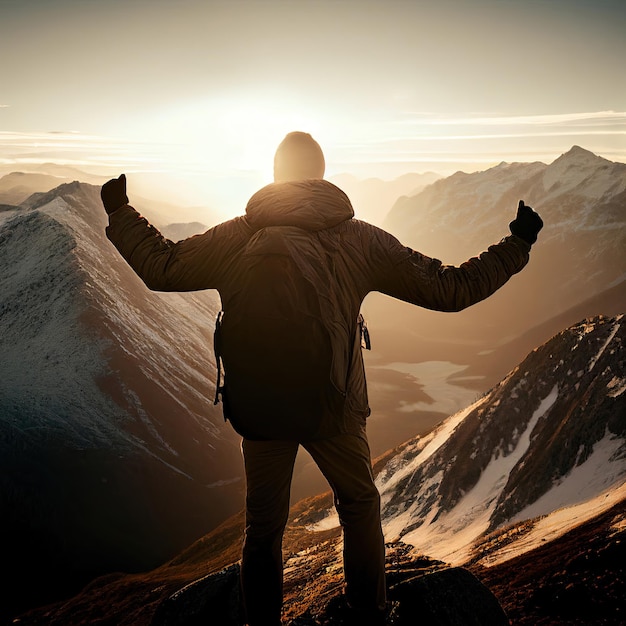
left=101, top=174, right=129, bottom=214
left=509, top=200, right=543, bottom=245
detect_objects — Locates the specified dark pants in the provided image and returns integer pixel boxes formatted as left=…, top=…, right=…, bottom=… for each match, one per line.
left=240, top=429, right=386, bottom=626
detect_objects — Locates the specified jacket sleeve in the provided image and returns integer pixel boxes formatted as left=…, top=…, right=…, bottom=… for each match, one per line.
left=367, top=224, right=531, bottom=312
left=105, top=205, right=246, bottom=292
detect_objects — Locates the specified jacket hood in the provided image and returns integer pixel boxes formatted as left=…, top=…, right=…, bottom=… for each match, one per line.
left=245, top=179, right=354, bottom=232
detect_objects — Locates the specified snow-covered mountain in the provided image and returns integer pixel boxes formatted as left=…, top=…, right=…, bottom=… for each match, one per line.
left=311, top=314, right=625, bottom=567
left=379, top=146, right=625, bottom=335
left=0, top=181, right=243, bottom=617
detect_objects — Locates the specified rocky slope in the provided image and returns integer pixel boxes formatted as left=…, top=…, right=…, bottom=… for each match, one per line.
left=13, top=315, right=625, bottom=625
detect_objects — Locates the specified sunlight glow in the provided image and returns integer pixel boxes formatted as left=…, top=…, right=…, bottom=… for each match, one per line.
left=127, top=94, right=331, bottom=183
left=2, top=106, right=625, bottom=221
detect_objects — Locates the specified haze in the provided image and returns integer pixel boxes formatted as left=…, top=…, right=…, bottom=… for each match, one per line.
left=1, top=0, right=624, bottom=219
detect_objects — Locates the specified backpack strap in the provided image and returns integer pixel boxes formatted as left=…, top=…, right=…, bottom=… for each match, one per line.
left=358, top=313, right=372, bottom=350
left=213, top=310, right=225, bottom=408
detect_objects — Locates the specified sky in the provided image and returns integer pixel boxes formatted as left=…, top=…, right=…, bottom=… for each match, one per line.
left=0, top=0, right=625, bottom=214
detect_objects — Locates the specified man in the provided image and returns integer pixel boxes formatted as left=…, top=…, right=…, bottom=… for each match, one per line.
left=102, top=131, right=542, bottom=625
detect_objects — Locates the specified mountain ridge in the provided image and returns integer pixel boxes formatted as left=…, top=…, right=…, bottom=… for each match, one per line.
left=0, top=181, right=243, bottom=621
left=377, top=315, right=625, bottom=562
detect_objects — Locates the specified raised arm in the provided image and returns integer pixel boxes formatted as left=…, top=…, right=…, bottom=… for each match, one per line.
left=102, top=174, right=247, bottom=292
left=370, top=200, right=542, bottom=312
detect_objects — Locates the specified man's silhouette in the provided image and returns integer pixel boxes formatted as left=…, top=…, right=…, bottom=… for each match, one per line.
left=101, top=131, right=542, bottom=626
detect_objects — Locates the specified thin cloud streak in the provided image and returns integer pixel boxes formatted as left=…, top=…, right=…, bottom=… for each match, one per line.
left=400, top=111, right=626, bottom=127
left=326, top=110, right=626, bottom=173
left=0, top=130, right=181, bottom=172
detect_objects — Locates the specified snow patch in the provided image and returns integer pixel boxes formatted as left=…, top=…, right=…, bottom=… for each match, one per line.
left=478, top=480, right=626, bottom=567
left=588, top=317, right=621, bottom=372
left=397, top=385, right=559, bottom=564
left=378, top=397, right=487, bottom=496
left=607, top=376, right=626, bottom=398
left=509, top=429, right=626, bottom=524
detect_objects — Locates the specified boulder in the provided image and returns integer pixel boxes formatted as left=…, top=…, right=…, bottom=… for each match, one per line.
left=152, top=561, right=509, bottom=625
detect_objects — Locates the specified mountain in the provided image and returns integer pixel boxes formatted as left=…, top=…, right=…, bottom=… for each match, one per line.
left=0, top=162, right=109, bottom=184
left=0, top=171, right=73, bottom=204
left=161, top=221, right=209, bottom=241
left=378, top=314, right=624, bottom=558
left=360, top=147, right=626, bottom=449
left=0, top=182, right=243, bottom=620
left=329, top=171, right=442, bottom=226
left=13, top=315, right=625, bottom=625
left=380, top=146, right=625, bottom=334
left=0, top=168, right=220, bottom=230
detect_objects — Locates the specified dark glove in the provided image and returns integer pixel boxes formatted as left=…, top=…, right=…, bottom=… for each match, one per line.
left=101, top=174, right=129, bottom=214
left=509, top=200, right=543, bottom=245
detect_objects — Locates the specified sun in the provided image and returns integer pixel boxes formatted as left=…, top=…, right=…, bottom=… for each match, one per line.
left=135, top=93, right=329, bottom=183
left=116, top=93, right=333, bottom=219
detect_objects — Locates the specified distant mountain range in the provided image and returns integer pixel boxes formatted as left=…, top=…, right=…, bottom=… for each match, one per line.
left=362, top=145, right=625, bottom=454
left=328, top=171, right=442, bottom=225
left=1, top=146, right=624, bottom=622
left=380, top=145, right=625, bottom=335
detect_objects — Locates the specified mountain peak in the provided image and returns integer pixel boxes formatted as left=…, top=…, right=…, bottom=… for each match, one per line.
left=28, top=179, right=88, bottom=207
left=565, top=145, right=595, bottom=157
left=555, top=145, right=606, bottom=165
left=25, top=181, right=105, bottom=230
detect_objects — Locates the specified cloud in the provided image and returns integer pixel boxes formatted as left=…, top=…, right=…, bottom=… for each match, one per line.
left=373, top=110, right=626, bottom=155
left=408, top=111, right=626, bottom=127
left=323, top=110, right=626, bottom=178
left=0, top=130, right=157, bottom=171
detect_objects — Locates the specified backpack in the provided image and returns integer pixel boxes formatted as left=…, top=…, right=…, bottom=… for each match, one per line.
left=213, top=225, right=368, bottom=441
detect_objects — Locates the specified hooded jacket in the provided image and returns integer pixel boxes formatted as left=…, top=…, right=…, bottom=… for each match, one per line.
left=106, top=179, right=531, bottom=437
